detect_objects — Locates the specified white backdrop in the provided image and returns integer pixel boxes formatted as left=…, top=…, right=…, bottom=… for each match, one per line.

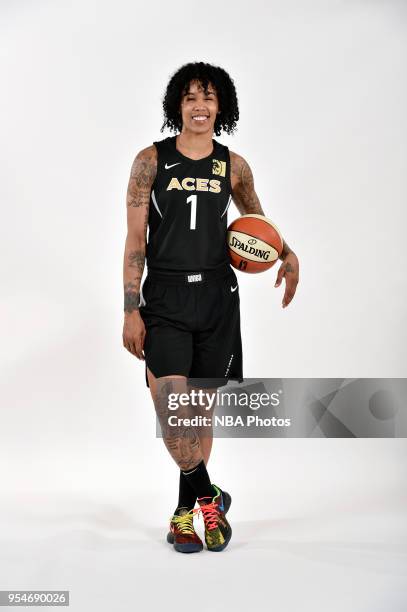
left=1, top=1, right=406, bottom=611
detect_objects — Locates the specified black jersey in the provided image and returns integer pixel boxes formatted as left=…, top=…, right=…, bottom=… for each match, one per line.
left=146, top=135, right=233, bottom=271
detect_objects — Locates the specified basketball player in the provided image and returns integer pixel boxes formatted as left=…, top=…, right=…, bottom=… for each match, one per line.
left=122, top=62, right=299, bottom=553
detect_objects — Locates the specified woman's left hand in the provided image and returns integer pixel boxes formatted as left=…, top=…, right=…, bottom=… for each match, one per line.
left=274, top=252, right=299, bottom=308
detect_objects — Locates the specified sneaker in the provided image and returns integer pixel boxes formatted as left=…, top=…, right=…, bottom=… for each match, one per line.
left=166, top=507, right=203, bottom=553
left=196, top=484, right=232, bottom=552
left=221, top=489, right=232, bottom=514
left=166, top=489, right=231, bottom=548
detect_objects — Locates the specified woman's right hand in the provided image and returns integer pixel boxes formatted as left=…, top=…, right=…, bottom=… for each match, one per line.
left=123, top=311, right=146, bottom=360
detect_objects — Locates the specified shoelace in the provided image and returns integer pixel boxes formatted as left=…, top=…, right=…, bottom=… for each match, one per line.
left=171, top=511, right=195, bottom=535
left=195, top=500, right=219, bottom=531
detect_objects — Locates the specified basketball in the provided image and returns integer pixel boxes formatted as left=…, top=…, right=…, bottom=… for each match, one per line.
left=226, top=214, right=284, bottom=273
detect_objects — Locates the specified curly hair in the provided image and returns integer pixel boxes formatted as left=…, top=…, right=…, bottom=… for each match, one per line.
left=160, top=62, right=239, bottom=136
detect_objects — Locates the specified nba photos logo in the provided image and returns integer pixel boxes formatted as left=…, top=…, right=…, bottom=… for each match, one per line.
left=212, top=159, right=226, bottom=177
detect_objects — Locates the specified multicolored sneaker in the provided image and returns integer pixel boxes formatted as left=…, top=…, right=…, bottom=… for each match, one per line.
left=221, top=489, right=232, bottom=514
left=166, top=507, right=203, bottom=553
left=196, top=484, right=232, bottom=552
left=166, top=490, right=231, bottom=551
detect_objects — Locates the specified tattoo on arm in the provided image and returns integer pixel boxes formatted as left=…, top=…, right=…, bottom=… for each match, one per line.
left=280, top=239, right=295, bottom=260
left=127, top=157, right=156, bottom=207
left=124, top=247, right=145, bottom=312
left=123, top=146, right=157, bottom=313
left=128, top=250, right=145, bottom=272
left=231, top=153, right=264, bottom=215
left=124, top=248, right=146, bottom=313
left=124, top=281, right=140, bottom=313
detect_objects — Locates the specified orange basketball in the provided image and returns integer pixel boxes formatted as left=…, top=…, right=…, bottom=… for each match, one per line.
left=226, top=214, right=283, bottom=273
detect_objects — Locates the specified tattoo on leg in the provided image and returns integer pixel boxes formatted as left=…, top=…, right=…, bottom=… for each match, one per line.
left=154, top=378, right=203, bottom=470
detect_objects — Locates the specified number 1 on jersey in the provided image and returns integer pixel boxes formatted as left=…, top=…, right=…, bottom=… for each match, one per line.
left=186, top=194, right=197, bottom=230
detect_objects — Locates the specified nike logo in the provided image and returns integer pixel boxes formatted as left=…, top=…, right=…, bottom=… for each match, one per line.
left=231, top=285, right=238, bottom=292
left=165, top=162, right=181, bottom=169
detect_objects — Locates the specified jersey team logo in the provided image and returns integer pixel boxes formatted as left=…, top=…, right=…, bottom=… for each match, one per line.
left=212, top=159, right=226, bottom=177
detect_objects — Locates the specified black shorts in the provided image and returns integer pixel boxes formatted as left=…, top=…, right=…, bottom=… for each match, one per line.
left=139, top=263, right=244, bottom=389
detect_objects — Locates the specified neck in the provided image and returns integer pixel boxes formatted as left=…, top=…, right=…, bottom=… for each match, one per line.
left=176, top=130, right=214, bottom=158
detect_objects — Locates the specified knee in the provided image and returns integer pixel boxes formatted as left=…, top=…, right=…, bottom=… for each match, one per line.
left=177, top=458, right=201, bottom=472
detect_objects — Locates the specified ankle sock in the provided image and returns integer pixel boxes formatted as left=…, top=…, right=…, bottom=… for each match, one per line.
left=174, top=471, right=197, bottom=514
left=181, top=460, right=215, bottom=501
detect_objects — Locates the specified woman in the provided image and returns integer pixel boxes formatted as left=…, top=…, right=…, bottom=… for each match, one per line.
left=122, top=61, right=299, bottom=553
